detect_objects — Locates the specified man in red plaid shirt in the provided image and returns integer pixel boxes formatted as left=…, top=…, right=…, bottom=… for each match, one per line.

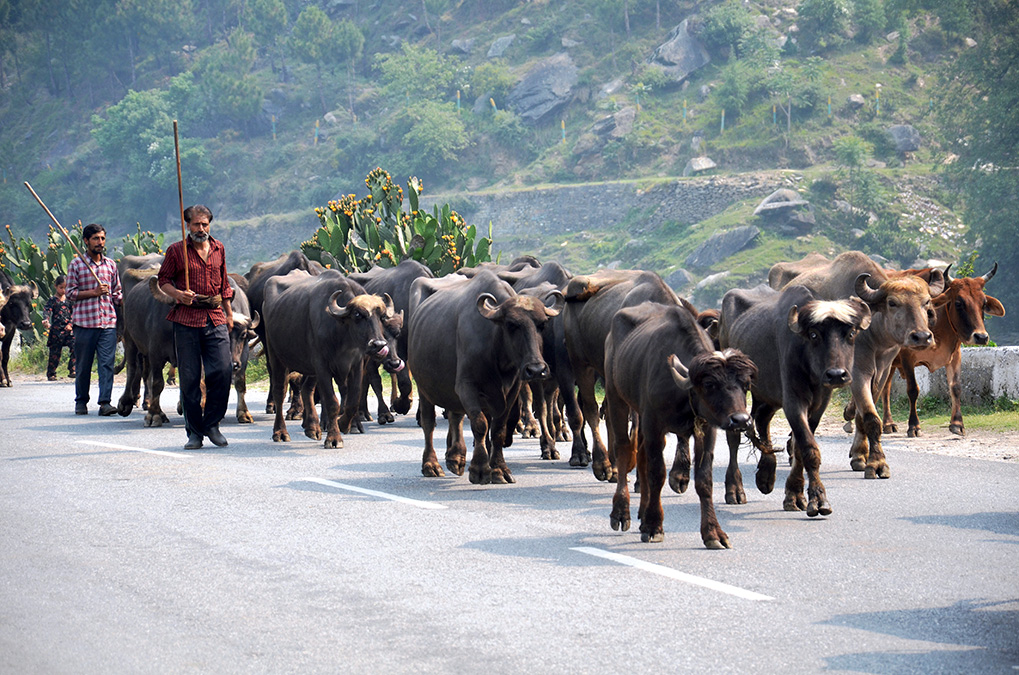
left=157, top=205, right=234, bottom=450
left=67, top=223, right=122, bottom=416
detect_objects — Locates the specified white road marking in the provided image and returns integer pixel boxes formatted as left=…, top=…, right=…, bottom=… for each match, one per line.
left=301, top=477, right=448, bottom=510
left=77, top=440, right=191, bottom=459
left=570, top=546, right=774, bottom=601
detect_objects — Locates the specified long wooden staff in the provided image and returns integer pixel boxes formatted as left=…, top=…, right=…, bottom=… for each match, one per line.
left=173, top=119, right=189, bottom=292
left=23, top=181, right=103, bottom=287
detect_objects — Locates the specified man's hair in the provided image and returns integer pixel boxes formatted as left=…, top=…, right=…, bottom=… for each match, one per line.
left=82, top=223, right=105, bottom=240
left=184, top=205, right=214, bottom=224
left=55, top=274, right=67, bottom=286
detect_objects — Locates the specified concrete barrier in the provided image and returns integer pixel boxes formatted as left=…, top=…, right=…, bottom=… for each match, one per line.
left=890, top=346, right=1019, bottom=404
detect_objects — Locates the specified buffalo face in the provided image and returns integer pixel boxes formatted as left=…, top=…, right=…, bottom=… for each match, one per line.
left=670, top=349, right=755, bottom=431
left=229, top=310, right=259, bottom=371
left=855, top=272, right=942, bottom=350
left=939, top=263, right=1006, bottom=346
left=327, top=291, right=392, bottom=358
left=788, top=298, right=871, bottom=389
left=477, top=290, right=564, bottom=382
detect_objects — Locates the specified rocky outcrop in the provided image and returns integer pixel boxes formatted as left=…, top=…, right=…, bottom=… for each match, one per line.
left=508, top=53, right=578, bottom=125
left=572, top=107, right=636, bottom=156
left=684, top=226, right=761, bottom=269
left=647, top=19, right=710, bottom=84
left=887, top=124, right=922, bottom=153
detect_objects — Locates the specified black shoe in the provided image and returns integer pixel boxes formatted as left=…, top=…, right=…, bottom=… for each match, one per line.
left=184, top=432, right=204, bottom=450
left=75, top=404, right=88, bottom=415
left=205, top=425, right=229, bottom=447
left=47, top=375, right=57, bottom=381
left=98, top=403, right=117, bottom=416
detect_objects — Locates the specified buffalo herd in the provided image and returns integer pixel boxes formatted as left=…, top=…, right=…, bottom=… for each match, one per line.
left=6, top=249, right=1006, bottom=548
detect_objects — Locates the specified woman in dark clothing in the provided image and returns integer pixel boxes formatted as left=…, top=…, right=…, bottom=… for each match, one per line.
left=43, top=275, right=76, bottom=380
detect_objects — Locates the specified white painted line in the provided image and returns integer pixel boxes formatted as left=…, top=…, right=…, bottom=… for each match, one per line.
left=301, top=477, right=448, bottom=510
left=77, top=440, right=191, bottom=459
left=570, top=546, right=774, bottom=601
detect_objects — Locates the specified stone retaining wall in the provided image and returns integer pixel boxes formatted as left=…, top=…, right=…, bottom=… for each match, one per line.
left=890, top=346, right=1019, bottom=404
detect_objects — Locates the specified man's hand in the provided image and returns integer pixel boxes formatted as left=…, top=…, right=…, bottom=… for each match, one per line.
left=92, top=283, right=110, bottom=298
left=224, top=300, right=233, bottom=331
left=176, top=289, right=197, bottom=305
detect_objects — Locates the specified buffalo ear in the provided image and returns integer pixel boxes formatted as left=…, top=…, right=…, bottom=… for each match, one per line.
left=850, top=298, right=872, bottom=331
left=985, top=295, right=1006, bottom=317
left=668, top=354, right=691, bottom=391
left=476, top=293, right=501, bottom=320
left=249, top=310, right=260, bottom=330
left=787, top=305, right=803, bottom=335
left=543, top=290, right=565, bottom=317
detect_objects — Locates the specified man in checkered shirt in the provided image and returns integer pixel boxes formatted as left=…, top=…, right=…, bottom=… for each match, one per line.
left=67, top=223, right=122, bottom=416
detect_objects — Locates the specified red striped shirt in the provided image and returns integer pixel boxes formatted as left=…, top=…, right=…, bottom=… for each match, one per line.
left=157, top=237, right=234, bottom=327
left=66, top=255, right=121, bottom=329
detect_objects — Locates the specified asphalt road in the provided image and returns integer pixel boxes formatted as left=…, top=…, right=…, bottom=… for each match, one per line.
left=2, top=379, right=1017, bottom=674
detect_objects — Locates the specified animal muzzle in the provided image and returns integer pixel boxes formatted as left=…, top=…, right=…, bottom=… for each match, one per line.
left=724, top=412, right=751, bottom=431
left=823, top=368, right=851, bottom=387
left=232, top=359, right=242, bottom=371
left=383, top=356, right=405, bottom=374
left=368, top=339, right=389, bottom=357
left=972, top=332, right=990, bottom=345
left=521, top=361, right=550, bottom=381
left=906, top=330, right=933, bottom=349
left=17, top=319, right=33, bottom=331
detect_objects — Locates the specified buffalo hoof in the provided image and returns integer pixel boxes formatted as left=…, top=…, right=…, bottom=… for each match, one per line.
left=864, top=462, right=891, bottom=479
left=393, top=401, right=411, bottom=416
left=421, top=462, right=445, bottom=478
left=703, top=537, right=729, bottom=550
left=378, top=412, right=395, bottom=425
left=285, top=409, right=302, bottom=421
left=265, top=403, right=275, bottom=415
left=610, top=507, right=630, bottom=532
left=117, top=401, right=132, bottom=417
left=850, top=456, right=867, bottom=472
left=806, top=495, right=832, bottom=517
left=489, top=467, right=515, bottom=484
left=237, top=411, right=253, bottom=424
left=725, top=484, right=747, bottom=505
left=469, top=466, right=490, bottom=485
left=907, top=426, right=921, bottom=438
left=272, top=430, right=290, bottom=442
left=756, top=453, right=777, bottom=494
left=883, top=423, right=898, bottom=434
left=304, top=427, right=321, bottom=441
left=784, top=491, right=807, bottom=511
left=592, top=460, right=614, bottom=482
left=641, top=531, right=664, bottom=544
left=446, top=455, right=465, bottom=477
left=669, top=470, right=689, bottom=494
left=843, top=421, right=854, bottom=434
left=144, top=413, right=166, bottom=428
left=324, top=435, right=343, bottom=449
left=950, top=423, right=965, bottom=436
left=540, top=445, right=560, bottom=460
left=568, top=449, right=590, bottom=467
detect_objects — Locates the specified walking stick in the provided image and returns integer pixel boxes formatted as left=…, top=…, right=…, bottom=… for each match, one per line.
left=173, top=119, right=189, bottom=292
left=23, top=181, right=103, bottom=287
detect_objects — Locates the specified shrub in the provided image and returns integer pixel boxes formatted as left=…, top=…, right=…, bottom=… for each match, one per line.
left=699, top=1, right=755, bottom=59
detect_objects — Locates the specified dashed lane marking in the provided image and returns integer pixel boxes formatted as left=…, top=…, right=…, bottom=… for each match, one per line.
left=571, top=546, right=774, bottom=601
left=77, top=440, right=191, bottom=459
left=301, top=477, right=448, bottom=510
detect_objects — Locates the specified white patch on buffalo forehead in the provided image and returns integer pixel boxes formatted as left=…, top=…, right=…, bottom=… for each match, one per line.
left=807, top=300, right=857, bottom=325
left=232, top=312, right=250, bottom=326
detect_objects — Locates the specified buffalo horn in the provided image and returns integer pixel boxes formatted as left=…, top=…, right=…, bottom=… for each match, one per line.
left=543, top=290, right=566, bottom=317
left=249, top=310, right=260, bottom=330
left=668, top=354, right=691, bottom=391
left=326, top=290, right=350, bottom=318
left=854, top=273, right=886, bottom=304
left=382, top=292, right=395, bottom=319
left=944, top=263, right=954, bottom=284
left=476, top=293, right=501, bottom=320
left=981, top=261, right=998, bottom=283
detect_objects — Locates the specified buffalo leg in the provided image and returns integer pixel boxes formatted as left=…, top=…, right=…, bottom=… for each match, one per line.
left=445, top=411, right=467, bottom=476
left=465, top=408, right=493, bottom=485
left=576, top=368, right=612, bottom=482
left=752, top=402, right=778, bottom=495
left=605, top=392, right=636, bottom=532
left=144, top=360, right=169, bottom=427
left=487, top=406, right=516, bottom=485
left=880, top=368, right=899, bottom=433
left=419, top=400, right=445, bottom=477
left=117, top=341, right=142, bottom=417
left=269, top=356, right=291, bottom=442
left=300, top=377, right=321, bottom=440
left=637, top=420, right=668, bottom=543
left=392, top=368, right=414, bottom=415
left=692, top=424, right=729, bottom=549
left=724, top=428, right=745, bottom=505
left=669, top=434, right=690, bottom=494
left=904, top=366, right=923, bottom=437
left=234, top=363, right=253, bottom=423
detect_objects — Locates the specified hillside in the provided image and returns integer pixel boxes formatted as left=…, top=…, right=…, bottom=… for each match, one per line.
left=1, top=0, right=1016, bottom=338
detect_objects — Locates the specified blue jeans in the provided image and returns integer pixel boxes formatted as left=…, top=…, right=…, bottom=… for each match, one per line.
left=173, top=321, right=231, bottom=437
left=74, top=326, right=117, bottom=406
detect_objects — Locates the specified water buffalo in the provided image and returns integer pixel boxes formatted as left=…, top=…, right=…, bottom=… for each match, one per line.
left=408, top=270, right=564, bottom=484
left=1, top=270, right=39, bottom=387
left=604, top=302, right=755, bottom=547
left=719, top=284, right=872, bottom=516
left=348, top=259, right=434, bottom=422
left=771, top=251, right=945, bottom=478
left=880, top=262, right=1005, bottom=437
left=262, top=269, right=393, bottom=448
left=561, top=269, right=686, bottom=481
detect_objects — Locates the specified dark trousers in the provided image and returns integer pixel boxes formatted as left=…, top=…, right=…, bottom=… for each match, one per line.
left=174, top=321, right=231, bottom=437
left=74, top=327, right=116, bottom=405
left=47, top=338, right=76, bottom=378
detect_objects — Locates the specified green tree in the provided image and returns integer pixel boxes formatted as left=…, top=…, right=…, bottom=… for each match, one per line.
left=334, top=19, right=364, bottom=122
left=833, top=135, right=874, bottom=206
left=193, top=29, right=264, bottom=127
left=290, top=5, right=337, bottom=114
left=375, top=43, right=455, bottom=102
left=797, top=0, right=851, bottom=51
left=115, top=0, right=195, bottom=84
left=716, top=60, right=754, bottom=118
left=387, top=101, right=469, bottom=179
left=938, top=0, right=1019, bottom=335
left=471, top=62, right=516, bottom=107
left=699, top=0, right=754, bottom=59
left=852, top=0, right=886, bottom=43
left=242, top=0, right=289, bottom=79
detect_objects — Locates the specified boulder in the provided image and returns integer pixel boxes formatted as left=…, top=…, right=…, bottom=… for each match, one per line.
left=684, top=226, right=760, bottom=269
left=572, top=107, right=636, bottom=156
left=508, top=53, right=578, bottom=125
left=847, top=94, right=867, bottom=110
left=887, top=124, right=922, bottom=153
left=665, top=268, right=695, bottom=290
left=647, top=19, right=711, bottom=84
left=487, top=35, right=516, bottom=58
left=682, top=156, right=716, bottom=177
left=753, top=188, right=809, bottom=216
left=450, top=38, right=476, bottom=54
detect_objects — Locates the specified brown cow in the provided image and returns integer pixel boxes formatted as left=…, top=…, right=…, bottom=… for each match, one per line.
left=771, top=251, right=945, bottom=478
left=604, top=302, right=755, bottom=547
left=880, top=262, right=1005, bottom=437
